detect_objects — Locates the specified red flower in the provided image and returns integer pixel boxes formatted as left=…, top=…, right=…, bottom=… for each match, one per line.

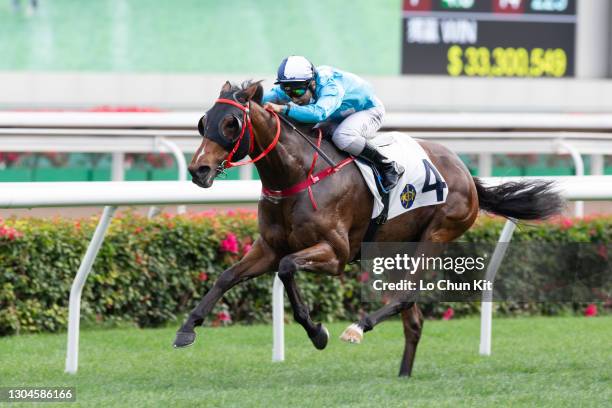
left=1, top=152, right=20, bottom=165
left=442, top=307, right=454, bottom=320
left=560, top=217, right=574, bottom=230
left=134, top=227, right=143, bottom=233
left=597, top=244, right=607, bottom=260
left=358, top=271, right=369, bottom=283
left=242, top=243, right=252, bottom=255
left=584, top=304, right=597, bottom=317
left=0, top=225, right=22, bottom=241
left=198, top=272, right=208, bottom=282
left=219, top=233, right=239, bottom=253
left=217, top=311, right=231, bottom=322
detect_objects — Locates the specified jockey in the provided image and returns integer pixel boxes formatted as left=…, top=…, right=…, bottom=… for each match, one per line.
left=263, top=55, right=404, bottom=192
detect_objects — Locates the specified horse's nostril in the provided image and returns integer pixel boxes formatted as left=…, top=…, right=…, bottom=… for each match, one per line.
left=190, top=165, right=211, bottom=179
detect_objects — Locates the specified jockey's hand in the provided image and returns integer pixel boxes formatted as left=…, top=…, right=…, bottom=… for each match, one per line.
left=264, top=102, right=286, bottom=114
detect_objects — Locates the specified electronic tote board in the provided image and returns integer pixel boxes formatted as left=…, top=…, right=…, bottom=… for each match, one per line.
left=401, top=0, right=576, bottom=77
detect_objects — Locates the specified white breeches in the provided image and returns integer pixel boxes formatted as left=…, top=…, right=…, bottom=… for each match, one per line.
left=331, top=105, right=385, bottom=155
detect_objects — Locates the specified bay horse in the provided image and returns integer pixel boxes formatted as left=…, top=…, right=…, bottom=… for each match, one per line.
left=173, top=81, right=563, bottom=377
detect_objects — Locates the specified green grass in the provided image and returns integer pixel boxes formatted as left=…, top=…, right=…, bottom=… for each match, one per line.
left=1, top=317, right=610, bottom=407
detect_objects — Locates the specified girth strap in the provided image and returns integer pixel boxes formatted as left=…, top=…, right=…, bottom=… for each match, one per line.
left=350, top=164, right=391, bottom=263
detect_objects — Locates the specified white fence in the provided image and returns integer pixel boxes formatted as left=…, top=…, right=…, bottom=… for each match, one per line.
left=2, top=111, right=612, bottom=129
left=2, top=111, right=611, bottom=219
left=1, top=176, right=611, bottom=373
left=0, top=112, right=611, bottom=185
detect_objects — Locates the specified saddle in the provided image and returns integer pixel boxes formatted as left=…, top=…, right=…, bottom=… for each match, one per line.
left=313, top=122, right=338, bottom=139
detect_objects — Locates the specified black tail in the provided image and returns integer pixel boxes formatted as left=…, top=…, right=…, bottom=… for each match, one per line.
left=473, top=177, right=565, bottom=220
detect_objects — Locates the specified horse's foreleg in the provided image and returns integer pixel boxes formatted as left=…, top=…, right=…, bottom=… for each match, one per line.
left=173, top=238, right=278, bottom=348
left=399, top=304, right=424, bottom=377
left=277, top=242, right=339, bottom=350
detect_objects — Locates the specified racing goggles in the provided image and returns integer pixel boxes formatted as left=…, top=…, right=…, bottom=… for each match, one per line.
left=282, top=82, right=309, bottom=98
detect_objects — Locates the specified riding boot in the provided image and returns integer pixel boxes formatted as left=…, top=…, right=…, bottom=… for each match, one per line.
left=357, top=141, right=405, bottom=192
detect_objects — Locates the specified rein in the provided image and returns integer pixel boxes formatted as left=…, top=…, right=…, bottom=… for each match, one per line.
left=214, top=97, right=354, bottom=210
left=276, top=113, right=336, bottom=167
left=261, top=128, right=355, bottom=210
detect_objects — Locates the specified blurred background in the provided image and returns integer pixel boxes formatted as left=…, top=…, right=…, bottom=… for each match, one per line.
left=0, top=0, right=610, bottom=214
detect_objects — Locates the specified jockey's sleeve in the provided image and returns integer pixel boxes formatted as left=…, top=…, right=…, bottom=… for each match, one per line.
left=262, top=86, right=290, bottom=104
left=287, top=80, right=345, bottom=123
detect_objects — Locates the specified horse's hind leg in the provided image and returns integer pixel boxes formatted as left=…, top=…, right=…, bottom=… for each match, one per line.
left=399, top=304, right=424, bottom=377
left=340, top=226, right=471, bottom=379
left=339, top=239, right=433, bottom=345
left=340, top=227, right=454, bottom=344
left=277, top=242, right=340, bottom=350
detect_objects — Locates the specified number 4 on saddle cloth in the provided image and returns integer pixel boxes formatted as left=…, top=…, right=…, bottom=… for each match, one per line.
left=354, top=132, right=449, bottom=229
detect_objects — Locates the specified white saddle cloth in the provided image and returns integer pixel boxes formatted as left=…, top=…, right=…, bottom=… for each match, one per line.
left=354, top=132, right=449, bottom=220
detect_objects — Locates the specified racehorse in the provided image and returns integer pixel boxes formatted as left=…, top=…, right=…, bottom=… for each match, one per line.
left=173, top=80, right=564, bottom=377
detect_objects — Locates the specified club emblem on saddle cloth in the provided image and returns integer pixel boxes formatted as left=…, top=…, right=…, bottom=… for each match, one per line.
left=400, top=184, right=417, bottom=209
left=353, top=132, right=449, bottom=220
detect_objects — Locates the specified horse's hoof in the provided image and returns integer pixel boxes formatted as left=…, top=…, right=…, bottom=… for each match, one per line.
left=310, top=323, right=329, bottom=350
left=339, top=323, right=363, bottom=344
left=173, top=331, right=196, bottom=348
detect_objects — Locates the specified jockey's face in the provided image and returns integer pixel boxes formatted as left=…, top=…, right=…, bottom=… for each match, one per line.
left=291, top=88, right=312, bottom=105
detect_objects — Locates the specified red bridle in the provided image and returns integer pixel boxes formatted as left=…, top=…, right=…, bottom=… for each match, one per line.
left=215, top=98, right=281, bottom=168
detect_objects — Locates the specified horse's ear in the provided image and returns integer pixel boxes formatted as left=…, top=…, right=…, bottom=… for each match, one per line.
left=252, top=80, right=264, bottom=104
left=220, top=81, right=232, bottom=95
left=237, top=80, right=264, bottom=104
left=197, top=115, right=206, bottom=136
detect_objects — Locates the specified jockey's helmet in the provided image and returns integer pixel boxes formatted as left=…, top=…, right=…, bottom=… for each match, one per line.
left=275, top=56, right=315, bottom=85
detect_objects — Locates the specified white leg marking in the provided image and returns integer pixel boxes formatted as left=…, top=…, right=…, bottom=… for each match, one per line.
left=340, top=323, right=364, bottom=344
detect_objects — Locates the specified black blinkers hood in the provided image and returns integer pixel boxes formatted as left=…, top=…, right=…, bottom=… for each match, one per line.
left=197, top=104, right=251, bottom=162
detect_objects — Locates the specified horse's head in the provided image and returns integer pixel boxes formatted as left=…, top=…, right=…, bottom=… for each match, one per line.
left=189, top=80, right=264, bottom=188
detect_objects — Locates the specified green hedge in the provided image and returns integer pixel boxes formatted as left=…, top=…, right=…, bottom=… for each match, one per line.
left=1, top=212, right=610, bottom=336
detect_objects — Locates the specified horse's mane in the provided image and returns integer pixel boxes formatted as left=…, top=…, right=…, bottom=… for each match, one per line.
left=224, top=80, right=254, bottom=93
left=221, top=80, right=264, bottom=96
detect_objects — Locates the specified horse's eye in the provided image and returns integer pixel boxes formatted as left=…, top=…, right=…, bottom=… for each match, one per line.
left=197, top=115, right=207, bottom=137
left=219, top=115, right=241, bottom=140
